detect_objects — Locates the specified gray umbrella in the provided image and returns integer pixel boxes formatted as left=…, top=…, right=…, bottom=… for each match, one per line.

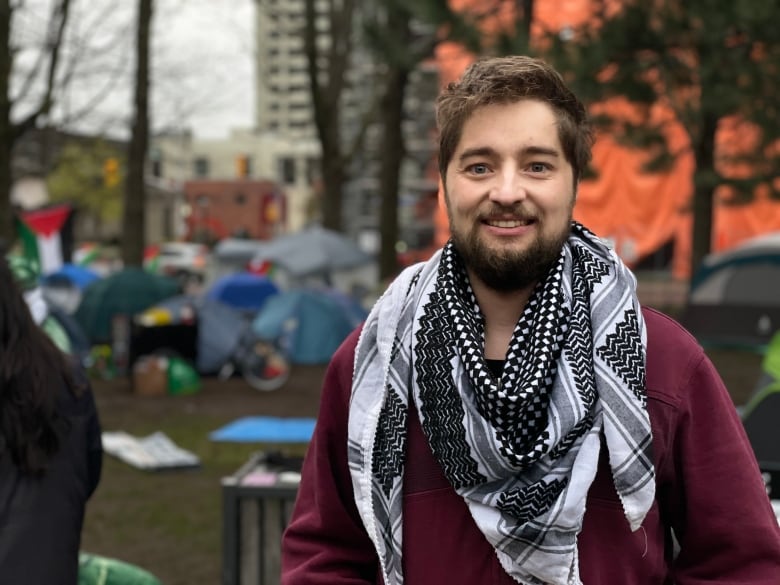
left=249, top=225, right=372, bottom=278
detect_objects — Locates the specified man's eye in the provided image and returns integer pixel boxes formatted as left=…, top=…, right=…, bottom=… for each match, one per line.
left=529, top=162, right=548, bottom=173
left=468, top=163, right=489, bottom=175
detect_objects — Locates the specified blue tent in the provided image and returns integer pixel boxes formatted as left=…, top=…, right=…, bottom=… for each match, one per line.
left=205, top=272, right=279, bottom=313
left=42, top=263, right=101, bottom=290
left=251, top=288, right=367, bottom=364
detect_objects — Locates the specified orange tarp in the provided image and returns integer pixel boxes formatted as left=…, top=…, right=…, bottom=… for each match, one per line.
left=430, top=0, right=780, bottom=278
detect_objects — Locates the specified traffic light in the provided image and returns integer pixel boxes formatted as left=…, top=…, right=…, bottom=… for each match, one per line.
left=236, top=155, right=250, bottom=178
left=103, top=157, right=121, bottom=188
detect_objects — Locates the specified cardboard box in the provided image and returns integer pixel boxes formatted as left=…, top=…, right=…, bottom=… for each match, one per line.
left=132, top=355, right=169, bottom=397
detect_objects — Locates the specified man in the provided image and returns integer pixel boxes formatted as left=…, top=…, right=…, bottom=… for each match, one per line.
left=281, top=56, right=780, bottom=584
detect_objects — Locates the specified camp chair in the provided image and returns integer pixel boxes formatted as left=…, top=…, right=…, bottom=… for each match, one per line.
left=741, top=331, right=780, bottom=498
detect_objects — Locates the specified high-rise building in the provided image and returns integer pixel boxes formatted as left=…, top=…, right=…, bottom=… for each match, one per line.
left=253, top=0, right=438, bottom=250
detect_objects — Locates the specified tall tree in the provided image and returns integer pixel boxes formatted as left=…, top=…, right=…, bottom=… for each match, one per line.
left=0, top=0, right=72, bottom=245
left=373, top=3, right=413, bottom=281
left=366, top=0, right=487, bottom=280
left=121, top=0, right=152, bottom=267
left=541, top=0, right=780, bottom=273
left=303, top=0, right=358, bottom=232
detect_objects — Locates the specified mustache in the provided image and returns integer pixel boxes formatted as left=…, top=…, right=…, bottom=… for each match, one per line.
left=478, top=204, right=538, bottom=220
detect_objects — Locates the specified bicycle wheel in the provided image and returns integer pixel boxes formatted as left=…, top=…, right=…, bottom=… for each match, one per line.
left=239, top=339, right=291, bottom=391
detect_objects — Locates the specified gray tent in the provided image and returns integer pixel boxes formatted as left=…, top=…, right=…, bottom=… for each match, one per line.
left=248, top=225, right=372, bottom=279
left=680, top=232, right=780, bottom=350
left=211, top=238, right=269, bottom=279
left=135, top=294, right=249, bottom=374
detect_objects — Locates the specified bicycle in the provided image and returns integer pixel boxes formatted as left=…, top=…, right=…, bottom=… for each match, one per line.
left=218, top=325, right=291, bottom=392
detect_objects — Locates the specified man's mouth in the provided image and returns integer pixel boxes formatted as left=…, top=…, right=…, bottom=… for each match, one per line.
left=483, top=218, right=535, bottom=228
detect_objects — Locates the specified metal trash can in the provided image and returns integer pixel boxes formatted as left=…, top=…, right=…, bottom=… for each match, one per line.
left=221, top=452, right=302, bottom=585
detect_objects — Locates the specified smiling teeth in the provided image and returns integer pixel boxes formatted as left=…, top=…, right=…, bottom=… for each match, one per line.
left=488, top=220, right=531, bottom=228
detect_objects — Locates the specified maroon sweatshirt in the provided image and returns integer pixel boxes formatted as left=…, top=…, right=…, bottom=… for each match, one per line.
left=282, top=307, right=780, bottom=584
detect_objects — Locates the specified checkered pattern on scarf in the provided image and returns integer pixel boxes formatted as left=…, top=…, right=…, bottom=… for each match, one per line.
left=348, top=222, right=655, bottom=585
left=436, top=242, right=571, bottom=471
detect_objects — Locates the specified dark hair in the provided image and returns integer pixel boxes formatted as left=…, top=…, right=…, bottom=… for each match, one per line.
left=436, top=55, right=594, bottom=186
left=0, top=256, right=78, bottom=474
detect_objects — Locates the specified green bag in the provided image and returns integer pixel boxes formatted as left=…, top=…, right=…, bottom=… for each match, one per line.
left=78, top=553, right=162, bottom=585
left=167, top=356, right=201, bottom=395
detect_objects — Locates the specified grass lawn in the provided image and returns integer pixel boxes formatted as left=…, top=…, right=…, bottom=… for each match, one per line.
left=81, top=366, right=326, bottom=585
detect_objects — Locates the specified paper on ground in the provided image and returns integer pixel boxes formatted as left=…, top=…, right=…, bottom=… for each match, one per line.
left=102, top=431, right=200, bottom=470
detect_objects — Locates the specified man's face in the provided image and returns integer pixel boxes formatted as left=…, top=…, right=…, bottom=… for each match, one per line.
left=444, top=99, right=576, bottom=292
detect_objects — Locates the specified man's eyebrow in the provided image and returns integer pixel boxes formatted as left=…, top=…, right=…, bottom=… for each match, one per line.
left=457, top=145, right=561, bottom=163
left=457, top=147, right=497, bottom=162
left=521, top=146, right=561, bottom=158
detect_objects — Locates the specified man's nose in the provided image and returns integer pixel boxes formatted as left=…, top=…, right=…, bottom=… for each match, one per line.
left=489, top=170, right=527, bottom=205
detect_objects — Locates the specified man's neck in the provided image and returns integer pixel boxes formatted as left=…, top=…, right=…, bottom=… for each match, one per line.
left=468, top=274, right=536, bottom=360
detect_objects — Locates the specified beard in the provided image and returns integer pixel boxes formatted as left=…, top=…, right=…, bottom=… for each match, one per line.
left=450, top=215, right=571, bottom=293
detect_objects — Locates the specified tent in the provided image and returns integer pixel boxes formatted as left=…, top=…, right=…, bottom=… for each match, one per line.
left=741, top=332, right=780, bottom=497
left=74, top=268, right=180, bottom=344
left=679, top=232, right=780, bottom=350
left=48, top=306, right=92, bottom=366
left=41, top=264, right=102, bottom=314
left=205, top=272, right=279, bottom=313
left=134, top=295, right=249, bottom=374
left=247, top=225, right=373, bottom=279
left=211, top=238, right=269, bottom=279
left=42, top=263, right=101, bottom=290
left=251, top=288, right=367, bottom=364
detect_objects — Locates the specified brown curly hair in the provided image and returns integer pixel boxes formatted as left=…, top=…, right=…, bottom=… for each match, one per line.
left=435, top=55, right=594, bottom=187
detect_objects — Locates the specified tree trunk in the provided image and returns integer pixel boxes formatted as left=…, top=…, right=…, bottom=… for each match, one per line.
left=320, top=141, right=344, bottom=231
left=304, top=0, right=355, bottom=232
left=378, top=66, right=408, bottom=281
left=0, top=0, right=13, bottom=246
left=0, top=0, right=72, bottom=247
left=121, top=0, right=152, bottom=267
left=690, top=112, right=719, bottom=277
left=520, top=0, right=534, bottom=39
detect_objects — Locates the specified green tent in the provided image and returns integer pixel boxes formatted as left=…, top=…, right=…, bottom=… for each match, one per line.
left=74, top=268, right=179, bottom=344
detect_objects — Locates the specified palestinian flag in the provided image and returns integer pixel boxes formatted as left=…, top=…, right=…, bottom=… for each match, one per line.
left=16, top=204, right=72, bottom=275
left=75, top=242, right=101, bottom=266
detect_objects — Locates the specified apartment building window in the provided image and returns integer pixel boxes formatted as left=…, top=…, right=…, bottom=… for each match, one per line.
left=279, top=157, right=296, bottom=184
left=306, top=157, right=320, bottom=184
left=194, top=157, right=210, bottom=177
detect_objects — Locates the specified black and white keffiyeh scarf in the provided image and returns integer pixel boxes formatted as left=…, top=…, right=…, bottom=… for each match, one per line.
left=348, top=222, right=655, bottom=585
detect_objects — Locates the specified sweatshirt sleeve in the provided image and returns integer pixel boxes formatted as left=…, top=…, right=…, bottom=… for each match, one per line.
left=281, top=329, right=379, bottom=584
left=668, top=351, right=780, bottom=583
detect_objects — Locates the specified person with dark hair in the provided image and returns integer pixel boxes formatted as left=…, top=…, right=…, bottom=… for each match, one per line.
left=280, top=56, right=780, bottom=584
left=0, top=254, right=102, bottom=583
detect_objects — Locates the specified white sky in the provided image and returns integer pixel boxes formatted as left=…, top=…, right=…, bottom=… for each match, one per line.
left=154, top=0, right=255, bottom=138
left=12, top=0, right=257, bottom=140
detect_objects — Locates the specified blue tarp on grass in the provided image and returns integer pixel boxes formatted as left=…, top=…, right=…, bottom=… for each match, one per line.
left=210, top=416, right=316, bottom=443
